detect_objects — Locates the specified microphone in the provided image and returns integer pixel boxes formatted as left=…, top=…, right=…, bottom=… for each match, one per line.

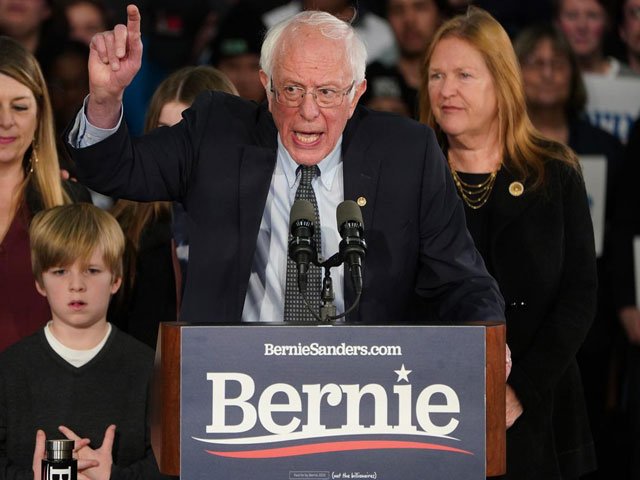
left=336, top=200, right=367, bottom=295
left=288, top=199, right=317, bottom=293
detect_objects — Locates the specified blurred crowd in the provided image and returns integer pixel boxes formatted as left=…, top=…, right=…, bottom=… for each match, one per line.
left=2, top=0, right=640, bottom=478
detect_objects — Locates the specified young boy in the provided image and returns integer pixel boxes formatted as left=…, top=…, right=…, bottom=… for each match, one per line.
left=0, top=203, right=167, bottom=480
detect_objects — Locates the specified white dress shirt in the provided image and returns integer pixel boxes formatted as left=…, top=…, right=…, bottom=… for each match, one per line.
left=242, top=135, right=345, bottom=322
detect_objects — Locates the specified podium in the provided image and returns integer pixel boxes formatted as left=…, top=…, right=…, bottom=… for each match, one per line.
left=152, top=321, right=506, bottom=478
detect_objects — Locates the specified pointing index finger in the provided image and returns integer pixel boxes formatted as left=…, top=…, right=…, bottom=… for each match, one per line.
left=126, top=4, right=141, bottom=39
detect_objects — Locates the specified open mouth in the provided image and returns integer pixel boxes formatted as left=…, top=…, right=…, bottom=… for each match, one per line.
left=69, top=301, right=87, bottom=310
left=294, top=132, right=322, bottom=145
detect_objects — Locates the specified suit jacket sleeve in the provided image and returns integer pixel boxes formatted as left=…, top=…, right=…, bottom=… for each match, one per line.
left=65, top=91, right=225, bottom=203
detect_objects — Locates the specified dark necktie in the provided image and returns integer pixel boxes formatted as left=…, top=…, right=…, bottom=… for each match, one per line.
left=284, top=165, right=322, bottom=321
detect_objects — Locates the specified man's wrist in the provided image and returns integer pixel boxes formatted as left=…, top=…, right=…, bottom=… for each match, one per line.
left=87, top=93, right=124, bottom=129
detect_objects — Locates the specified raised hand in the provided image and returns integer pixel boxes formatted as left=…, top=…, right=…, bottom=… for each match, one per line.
left=58, top=425, right=115, bottom=480
left=87, top=4, right=143, bottom=127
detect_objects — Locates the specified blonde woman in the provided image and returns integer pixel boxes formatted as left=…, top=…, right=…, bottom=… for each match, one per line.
left=421, top=8, right=597, bottom=479
left=0, top=36, right=90, bottom=352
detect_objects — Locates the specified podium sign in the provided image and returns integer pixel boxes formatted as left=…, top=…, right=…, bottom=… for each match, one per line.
left=180, top=325, right=486, bottom=480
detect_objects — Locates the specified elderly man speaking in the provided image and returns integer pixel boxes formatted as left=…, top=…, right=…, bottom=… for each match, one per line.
left=66, top=5, right=504, bottom=325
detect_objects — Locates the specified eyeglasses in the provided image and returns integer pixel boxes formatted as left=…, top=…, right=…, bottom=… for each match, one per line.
left=270, top=81, right=355, bottom=108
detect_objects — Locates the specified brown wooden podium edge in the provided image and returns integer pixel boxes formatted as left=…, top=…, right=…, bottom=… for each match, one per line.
left=151, top=322, right=182, bottom=475
left=486, top=323, right=506, bottom=476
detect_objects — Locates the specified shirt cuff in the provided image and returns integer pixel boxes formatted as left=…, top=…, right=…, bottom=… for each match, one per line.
left=67, top=95, right=123, bottom=148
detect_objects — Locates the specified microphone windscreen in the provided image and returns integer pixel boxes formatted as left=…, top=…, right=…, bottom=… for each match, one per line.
left=336, top=200, right=364, bottom=229
left=289, top=199, right=315, bottom=228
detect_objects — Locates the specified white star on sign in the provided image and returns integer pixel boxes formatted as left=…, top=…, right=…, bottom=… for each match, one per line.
left=394, top=364, right=412, bottom=382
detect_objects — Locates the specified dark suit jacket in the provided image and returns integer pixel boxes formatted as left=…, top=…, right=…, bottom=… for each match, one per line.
left=68, top=92, right=504, bottom=324
left=467, top=161, right=597, bottom=479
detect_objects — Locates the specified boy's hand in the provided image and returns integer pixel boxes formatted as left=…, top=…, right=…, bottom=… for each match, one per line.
left=32, top=430, right=46, bottom=480
left=58, top=425, right=113, bottom=480
left=33, top=430, right=93, bottom=480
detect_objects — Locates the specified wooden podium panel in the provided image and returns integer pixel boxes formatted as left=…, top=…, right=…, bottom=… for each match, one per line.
left=485, top=322, right=507, bottom=475
left=151, top=322, right=506, bottom=477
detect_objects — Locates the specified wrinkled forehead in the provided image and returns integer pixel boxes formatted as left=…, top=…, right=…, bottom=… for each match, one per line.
left=273, top=26, right=351, bottom=83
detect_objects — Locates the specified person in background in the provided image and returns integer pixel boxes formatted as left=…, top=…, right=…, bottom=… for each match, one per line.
left=118, top=0, right=212, bottom=136
left=109, top=65, right=238, bottom=349
left=618, top=0, right=640, bottom=74
left=362, top=0, right=449, bottom=118
left=45, top=40, right=90, bottom=141
left=0, top=36, right=90, bottom=352
left=555, top=0, right=635, bottom=76
left=262, top=0, right=397, bottom=65
left=0, top=0, right=69, bottom=74
left=514, top=23, right=624, bottom=479
left=61, top=0, right=112, bottom=46
left=0, top=0, right=53, bottom=52
left=0, top=203, right=167, bottom=480
left=440, top=0, right=554, bottom=36
left=421, top=7, right=597, bottom=479
left=208, top=3, right=266, bottom=103
left=475, top=0, right=555, bottom=38
left=554, top=0, right=640, bottom=144
left=514, top=22, right=623, bottom=222
left=44, top=40, right=90, bottom=178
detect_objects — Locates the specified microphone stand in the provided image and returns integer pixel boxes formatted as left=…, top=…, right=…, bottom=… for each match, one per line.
left=314, top=252, right=361, bottom=323
left=314, top=251, right=340, bottom=322
left=298, top=253, right=363, bottom=323
left=319, top=271, right=337, bottom=321
left=293, top=235, right=365, bottom=323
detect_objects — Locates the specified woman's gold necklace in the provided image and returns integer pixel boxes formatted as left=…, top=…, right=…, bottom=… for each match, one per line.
left=449, top=164, right=498, bottom=210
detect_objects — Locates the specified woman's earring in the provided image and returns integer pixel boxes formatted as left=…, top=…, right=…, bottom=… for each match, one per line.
left=29, top=143, right=39, bottom=174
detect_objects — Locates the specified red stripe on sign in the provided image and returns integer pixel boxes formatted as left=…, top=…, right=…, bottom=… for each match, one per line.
left=205, top=440, right=473, bottom=458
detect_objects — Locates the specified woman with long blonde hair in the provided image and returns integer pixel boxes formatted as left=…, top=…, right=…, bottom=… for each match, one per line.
left=420, top=8, right=597, bottom=479
left=0, top=36, right=89, bottom=352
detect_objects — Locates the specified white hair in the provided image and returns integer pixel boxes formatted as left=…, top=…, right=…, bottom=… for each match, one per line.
left=260, top=10, right=367, bottom=98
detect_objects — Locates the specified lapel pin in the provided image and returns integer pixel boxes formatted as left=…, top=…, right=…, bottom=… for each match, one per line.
left=356, top=196, right=367, bottom=207
left=509, top=181, right=524, bottom=197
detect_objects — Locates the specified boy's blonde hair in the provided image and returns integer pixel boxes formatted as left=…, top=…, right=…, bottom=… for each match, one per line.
left=30, top=204, right=125, bottom=284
